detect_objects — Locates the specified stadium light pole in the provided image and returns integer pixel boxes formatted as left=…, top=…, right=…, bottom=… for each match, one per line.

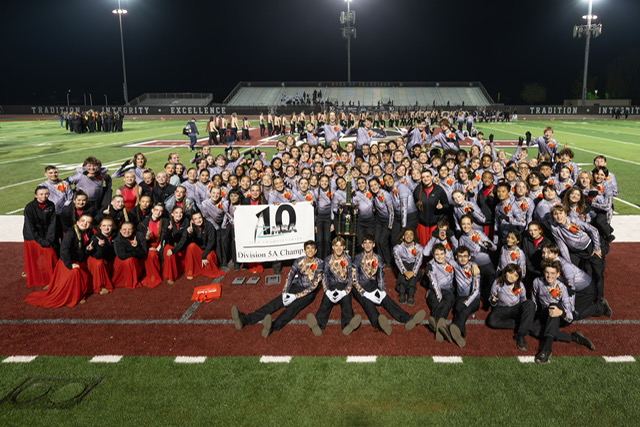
left=573, top=0, right=602, bottom=106
left=112, top=1, right=129, bottom=105
left=340, top=0, right=356, bottom=83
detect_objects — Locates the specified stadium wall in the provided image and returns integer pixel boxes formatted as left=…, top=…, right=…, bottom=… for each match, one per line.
left=2, top=104, right=640, bottom=116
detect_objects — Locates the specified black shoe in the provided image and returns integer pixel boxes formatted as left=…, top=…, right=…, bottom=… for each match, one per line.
left=449, top=324, right=466, bottom=348
left=573, top=331, right=596, bottom=350
left=274, top=267, right=282, bottom=275
left=407, top=295, right=415, bottom=306
left=535, top=349, right=552, bottom=364
left=398, top=293, right=407, bottom=304
left=234, top=263, right=241, bottom=272
left=599, top=298, right=613, bottom=317
left=515, top=335, right=528, bottom=352
left=405, top=310, right=426, bottom=331
left=343, top=314, right=362, bottom=336
left=307, top=313, right=322, bottom=336
left=378, top=314, right=392, bottom=335
left=231, top=306, right=244, bottom=330
left=261, top=314, right=273, bottom=339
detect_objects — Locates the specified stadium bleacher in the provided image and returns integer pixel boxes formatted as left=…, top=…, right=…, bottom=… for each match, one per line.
left=130, top=93, right=213, bottom=107
left=225, top=82, right=494, bottom=107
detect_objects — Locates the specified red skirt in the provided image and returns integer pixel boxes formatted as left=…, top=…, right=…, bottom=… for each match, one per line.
left=141, top=249, right=163, bottom=288
left=23, top=240, right=58, bottom=288
left=87, top=257, right=114, bottom=293
left=162, top=245, right=186, bottom=281
left=417, top=224, right=438, bottom=247
left=184, top=243, right=226, bottom=279
left=25, top=259, right=89, bottom=308
left=113, top=257, right=143, bottom=289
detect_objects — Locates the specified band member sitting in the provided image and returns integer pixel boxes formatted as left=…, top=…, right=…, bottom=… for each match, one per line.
left=352, top=235, right=426, bottom=335
left=306, top=237, right=362, bottom=336
left=25, top=214, right=94, bottom=308
left=232, top=241, right=323, bottom=338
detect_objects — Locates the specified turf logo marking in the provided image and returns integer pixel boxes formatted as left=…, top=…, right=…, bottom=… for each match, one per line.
left=517, top=356, right=536, bottom=363
left=259, top=356, right=292, bottom=363
left=0, top=377, right=102, bottom=409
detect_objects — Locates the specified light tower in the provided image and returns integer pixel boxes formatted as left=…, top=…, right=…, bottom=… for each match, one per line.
left=573, top=0, right=603, bottom=105
left=112, top=0, right=129, bottom=104
left=340, top=0, right=356, bottom=83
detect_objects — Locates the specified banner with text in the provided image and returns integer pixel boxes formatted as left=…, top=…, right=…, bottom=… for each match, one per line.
left=234, top=202, right=315, bottom=263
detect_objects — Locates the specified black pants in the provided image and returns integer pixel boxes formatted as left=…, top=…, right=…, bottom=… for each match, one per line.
left=208, top=131, right=218, bottom=145
left=216, top=227, right=230, bottom=265
left=356, top=216, right=375, bottom=251
left=374, top=216, right=393, bottom=265
left=315, top=213, right=332, bottom=260
left=353, top=291, right=411, bottom=329
left=242, top=290, right=317, bottom=331
left=426, top=289, right=455, bottom=320
left=478, top=262, right=496, bottom=305
left=486, top=300, right=535, bottom=337
left=570, top=244, right=605, bottom=299
left=315, top=293, right=354, bottom=329
left=573, top=283, right=605, bottom=320
left=396, top=262, right=421, bottom=297
left=533, top=304, right=572, bottom=342
left=452, top=297, right=480, bottom=337
left=391, top=212, right=419, bottom=247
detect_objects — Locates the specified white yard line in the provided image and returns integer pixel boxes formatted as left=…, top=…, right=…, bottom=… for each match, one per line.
left=0, top=131, right=179, bottom=166
left=478, top=125, right=640, bottom=166
left=0, top=148, right=172, bottom=193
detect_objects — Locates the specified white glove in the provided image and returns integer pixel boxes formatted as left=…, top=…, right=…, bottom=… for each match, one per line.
left=364, top=290, right=386, bottom=305
left=282, top=293, right=296, bottom=306
left=327, top=289, right=347, bottom=304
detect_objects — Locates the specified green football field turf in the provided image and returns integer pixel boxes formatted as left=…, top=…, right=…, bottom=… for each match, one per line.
left=1, top=117, right=639, bottom=215
left=0, top=356, right=639, bottom=426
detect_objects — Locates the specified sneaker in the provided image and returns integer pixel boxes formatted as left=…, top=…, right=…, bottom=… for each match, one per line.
left=407, top=295, right=415, bottom=306
left=572, top=331, right=596, bottom=350
left=599, top=298, right=613, bottom=317
left=234, top=263, right=241, bottom=272
left=515, top=335, right=528, bottom=352
left=342, top=314, right=362, bottom=336
left=405, top=310, right=426, bottom=331
left=307, top=313, right=322, bottom=336
left=449, top=324, right=466, bottom=348
left=398, top=293, right=407, bottom=304
left=535, top=349, right=552, bottom=364
left=378, top=314, right=392, bottom=335
left=231, top=306, right=244, bottom=330
left=99, top=288, right=110, bottom=295
left=167, top=280, right=175, bottom=285
left=261, top=314, right=272, bottom=339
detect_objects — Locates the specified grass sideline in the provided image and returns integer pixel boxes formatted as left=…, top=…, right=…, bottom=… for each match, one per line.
left=0, top=355, right=639, bottom=426
left=0, top=118, right=639, bottom=215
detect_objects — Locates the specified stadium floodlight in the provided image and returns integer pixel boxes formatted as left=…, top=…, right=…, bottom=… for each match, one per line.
left=340, top=0, right=355, bottom=83
left=112, top=0, right=129, bottom=104
left=573, top=0, right=601, bottom=105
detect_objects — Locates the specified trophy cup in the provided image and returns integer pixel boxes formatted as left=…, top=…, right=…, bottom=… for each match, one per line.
left=337, top=173, right=358, bottom=256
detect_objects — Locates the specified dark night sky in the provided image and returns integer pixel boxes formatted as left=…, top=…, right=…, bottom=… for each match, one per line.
left=2, top=0, right=639, bottom=105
